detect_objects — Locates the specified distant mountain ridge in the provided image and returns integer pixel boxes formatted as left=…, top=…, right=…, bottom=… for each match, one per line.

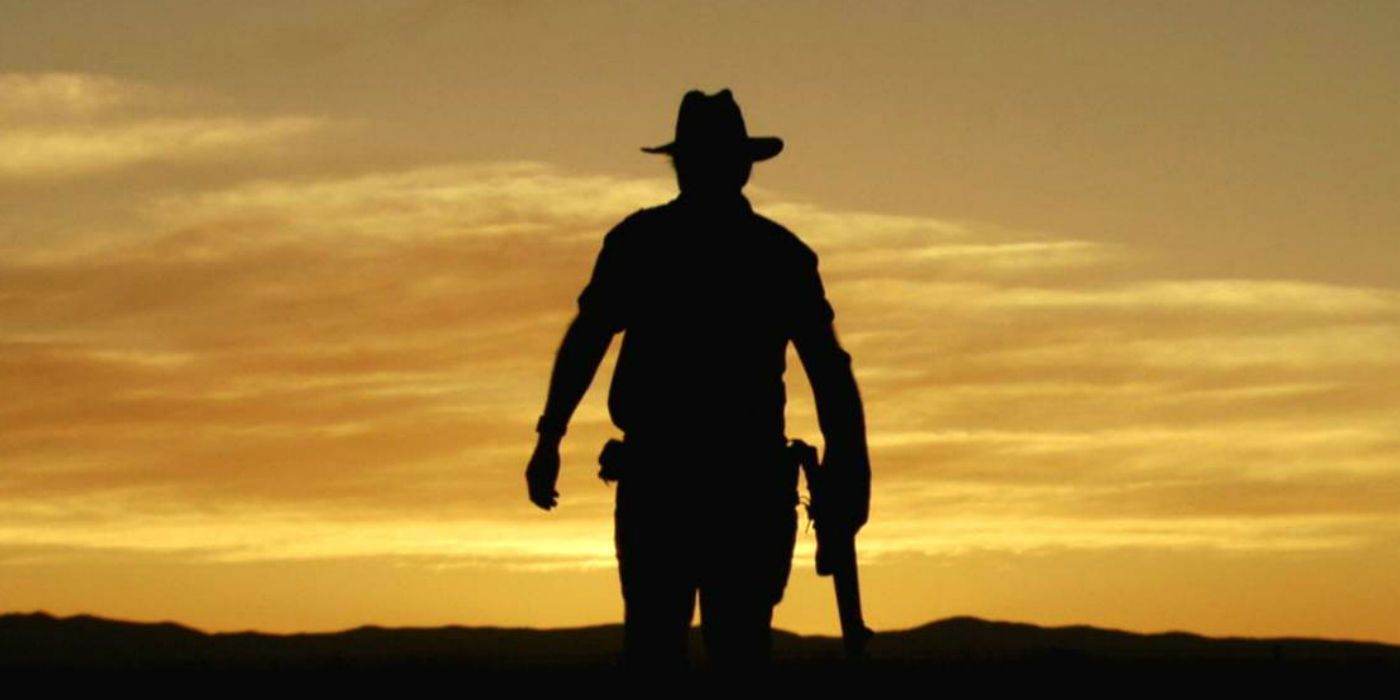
left=2, top=610, right=1396, bottom=673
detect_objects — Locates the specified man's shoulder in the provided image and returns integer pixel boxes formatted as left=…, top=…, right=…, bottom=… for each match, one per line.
left=750, top=210, right=820, bottom=265
left=604, top=204, right=670, bottom=243
left=605, top=201, right=820, bottom=265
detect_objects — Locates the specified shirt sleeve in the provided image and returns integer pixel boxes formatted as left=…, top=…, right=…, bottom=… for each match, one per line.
left=788, top=244, right=868, bottom=531
left=790, top=245, right=836, bottom=339
left=575, top=220, right=630, bottom=335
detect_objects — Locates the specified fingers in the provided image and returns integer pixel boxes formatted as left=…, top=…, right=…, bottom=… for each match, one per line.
left=525, top=448, right=560, bottom=510
left=526, top=474, right=559, bottom=510
left=816, top=505, right=865, bottom=536
left=531, top=488, right=559, bottom=510
left=528, top=490, right=554, bottom=510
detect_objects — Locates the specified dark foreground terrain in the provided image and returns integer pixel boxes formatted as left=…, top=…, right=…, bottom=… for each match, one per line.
left=2, top=611, right=1395, bottom=683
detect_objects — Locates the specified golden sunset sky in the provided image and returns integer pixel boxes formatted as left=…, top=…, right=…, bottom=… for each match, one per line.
left=2, top=1, right=1397, bottom=644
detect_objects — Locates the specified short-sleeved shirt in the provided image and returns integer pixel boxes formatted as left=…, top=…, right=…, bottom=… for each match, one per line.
left=576, top=192, right=836, bottom=445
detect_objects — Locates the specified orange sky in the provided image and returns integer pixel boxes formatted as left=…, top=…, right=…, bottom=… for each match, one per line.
left=1, top=1, right=1397, bottom=644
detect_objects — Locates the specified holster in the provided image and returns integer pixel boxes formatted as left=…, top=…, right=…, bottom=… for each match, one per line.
left=597, top=437, right=628, bottom=484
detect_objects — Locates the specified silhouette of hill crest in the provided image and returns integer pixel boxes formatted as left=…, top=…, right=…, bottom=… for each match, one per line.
left=3, top=610, right=1396, bottom=673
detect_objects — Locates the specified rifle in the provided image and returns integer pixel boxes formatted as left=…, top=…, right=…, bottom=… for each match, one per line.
left=789, top=438, right=875, bottom=659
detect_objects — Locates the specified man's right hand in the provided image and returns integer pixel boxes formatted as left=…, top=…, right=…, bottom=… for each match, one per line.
left=525, top=439, right=561, bottom=511
left=821, top=443, right=870, bottom=534
left=819, top=500, right=867, bottom=537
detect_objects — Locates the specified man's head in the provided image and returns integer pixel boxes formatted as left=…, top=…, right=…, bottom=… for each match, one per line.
left=669, top=149, right=753, bottom=196
left=642, top=89, right=781, bottom=197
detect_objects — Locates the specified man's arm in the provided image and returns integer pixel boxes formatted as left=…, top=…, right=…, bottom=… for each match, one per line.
left=526, top=221, right=629, bottom=511
left=536, top=313, right=615, bottom=449
left=526, top=315, right=614, bottom=511
left=790, top=247, right=871, bottom=531
left=794, top=320, right=871, bottom=531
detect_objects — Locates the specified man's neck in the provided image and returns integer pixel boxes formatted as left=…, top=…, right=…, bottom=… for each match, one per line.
left=675, top=188, right=751, bottom=213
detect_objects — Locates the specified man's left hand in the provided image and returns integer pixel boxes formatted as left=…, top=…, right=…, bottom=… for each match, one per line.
left=525, top=440, right=561, bottom=511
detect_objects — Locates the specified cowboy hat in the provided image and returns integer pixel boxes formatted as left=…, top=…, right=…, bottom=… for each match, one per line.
left=641, top=88, right=783, bottom=161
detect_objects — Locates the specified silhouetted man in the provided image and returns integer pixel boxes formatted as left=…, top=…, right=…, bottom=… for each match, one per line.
left=525, top=89, right=871, bottom=671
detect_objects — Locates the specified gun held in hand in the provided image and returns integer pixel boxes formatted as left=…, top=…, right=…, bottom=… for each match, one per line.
left=789, top=438, right=875, bottom=659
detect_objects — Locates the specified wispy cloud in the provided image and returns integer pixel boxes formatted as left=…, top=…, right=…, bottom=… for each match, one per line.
left=0, top=117, right=326, bottom=178
left=3, top=156, right=1398, bottom=574
left=0, top=72, right=139, bottom=118
left=0, top=72, right=327, bottom=179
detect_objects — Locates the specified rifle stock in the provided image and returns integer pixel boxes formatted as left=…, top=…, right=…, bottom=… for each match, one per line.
left=790, top=438, right=875, bottom=659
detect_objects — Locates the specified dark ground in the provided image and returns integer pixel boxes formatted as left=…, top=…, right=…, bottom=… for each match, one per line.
left=2, top=611, right=1394, bottom=686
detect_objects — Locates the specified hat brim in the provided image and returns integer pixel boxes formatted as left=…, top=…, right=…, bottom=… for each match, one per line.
left=641, top=136, right=784, bottom=162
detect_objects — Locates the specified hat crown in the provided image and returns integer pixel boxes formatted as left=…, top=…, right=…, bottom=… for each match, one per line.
left=672, top=89, right=750, bottom=148
left=642, top=88, right=783, bottom=161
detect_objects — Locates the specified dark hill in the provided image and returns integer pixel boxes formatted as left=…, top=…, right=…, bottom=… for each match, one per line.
left=2, top=610, right=1395, bottom=678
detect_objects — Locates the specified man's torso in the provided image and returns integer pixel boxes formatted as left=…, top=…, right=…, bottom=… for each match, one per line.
left=600, top=194, right=815, bottom=445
